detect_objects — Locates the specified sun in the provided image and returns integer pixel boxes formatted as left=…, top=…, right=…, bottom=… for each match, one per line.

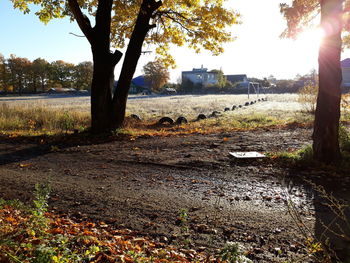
left=297, top=27, right=325, bottom=48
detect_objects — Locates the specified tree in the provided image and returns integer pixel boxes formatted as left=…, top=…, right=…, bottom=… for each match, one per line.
left=32, top=58, right=50, bottom=92
left=6, top=55, right=32, bottom=94
left=143, top=61, right=169, bottom=92
left=210, top=69, right=226, bottom=89
left=11, top=0, right=239, bottom=133
left=0, top=54, right=9, bottom=91
left=49, top=60, right=75, bottom=89
left=281, top=0, right=343, bottom=163
left=73, top=61, right=93, bottom=90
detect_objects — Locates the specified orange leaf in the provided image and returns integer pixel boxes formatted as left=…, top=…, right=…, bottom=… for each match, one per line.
left=5, top=216, right=16, bottom=223
left=48, top=228, right=64, bottom=234
left=19, top=163, right=33, bottom=168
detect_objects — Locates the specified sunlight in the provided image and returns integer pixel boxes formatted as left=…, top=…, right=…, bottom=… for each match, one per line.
left=297, top=27, right=325, bottom=48
left=275, top=27, right=325, bottom=75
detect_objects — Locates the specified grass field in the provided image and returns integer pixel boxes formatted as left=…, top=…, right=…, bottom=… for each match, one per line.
left=0, top=93, right=314, bottom=135
left=0, top=93, right=302, bottom=117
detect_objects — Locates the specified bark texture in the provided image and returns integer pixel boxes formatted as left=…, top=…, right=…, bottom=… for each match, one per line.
left=313, top=0, right=343, bottom=163
left=69, top=0, right=122, bottom=133
left=111, top=0, right=162, bottom=129
left=69, top=0, right=161, bottom=132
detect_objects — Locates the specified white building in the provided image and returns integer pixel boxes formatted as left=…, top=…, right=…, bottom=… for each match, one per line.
left=181, top=66, right=219, bottom=86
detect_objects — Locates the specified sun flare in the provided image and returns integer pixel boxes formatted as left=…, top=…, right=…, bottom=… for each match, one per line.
left=278, top=27, right=325, bottom=75
left=297, top=27, right=325, bottom=48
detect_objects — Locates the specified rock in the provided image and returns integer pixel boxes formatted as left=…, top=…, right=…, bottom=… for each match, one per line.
left=245, top=102, right=250, bottom=106
left=253, top=247, right=264, bottom=254
left=223, top=227, right=236, bottom=236
left=263, top=196, right=272, bottom=201
left=196, top=224, right=217, bottom=234
left=130, top=114, right=142, bottom=121
left=196, top=224, right=210, bottom=233
left=250, top=101, right=254, bottom=105
left=159, top=236, right=168, bottom=243
left=224, top=107, right=230, bottom=112
left=238, top=105, right=242, bottom=108
left=196, top=114, right=207, bottom=121
left=197, top=246, right=206, bottom=252
left=175, top=116, right=188, bottom=124
left=243, top=195, right=251, bottom=201
left=232, top=105, right=237, bottom=110
left=158, top=117, right=174, bottom=125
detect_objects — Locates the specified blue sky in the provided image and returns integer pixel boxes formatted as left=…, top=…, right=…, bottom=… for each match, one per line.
left=1, top=0, right=349, bottom=82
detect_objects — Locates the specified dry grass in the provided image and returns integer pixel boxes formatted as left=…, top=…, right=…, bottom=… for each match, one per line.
left=0, top=93, right=313, bottom=136
left=0, top=103, right=89, bottom=135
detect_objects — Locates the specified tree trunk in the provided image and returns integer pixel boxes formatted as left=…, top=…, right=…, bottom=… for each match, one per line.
left=90, top=50, right=114, bottom=133
left=312, top=0, right=343, bottom=163
left=111, top=0, right=162, bottom=128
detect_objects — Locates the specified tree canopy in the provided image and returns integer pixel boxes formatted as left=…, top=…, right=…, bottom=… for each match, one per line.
left=143, top=61, right=169, bottom=92
left=0, top=54, right=92, bottom=92
left=11, top=0, right=239, bottom=67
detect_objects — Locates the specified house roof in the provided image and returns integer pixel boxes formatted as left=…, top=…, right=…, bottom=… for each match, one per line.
left=341, top=58, right=350, bottom=68
left=132, top=75, right=146, bottom=88
left=114, top=75, right=150, bottom=90
left=225, top=74, right=247, bottom=83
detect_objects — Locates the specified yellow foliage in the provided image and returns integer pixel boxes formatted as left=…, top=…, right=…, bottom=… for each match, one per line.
left=11, top=0, right=239, bottom=68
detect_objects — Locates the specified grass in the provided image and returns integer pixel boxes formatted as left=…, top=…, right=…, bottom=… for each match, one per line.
left=0, top=93, right=336, bottom=137
left=0, top=104, right=89, bottom=136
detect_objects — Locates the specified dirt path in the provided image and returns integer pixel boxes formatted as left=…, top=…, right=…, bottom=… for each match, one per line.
left=0, top=127, right=315, bottom=262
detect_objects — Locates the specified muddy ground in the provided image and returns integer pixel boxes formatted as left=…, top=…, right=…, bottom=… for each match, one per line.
left=1, top=127, right=347, bottom=262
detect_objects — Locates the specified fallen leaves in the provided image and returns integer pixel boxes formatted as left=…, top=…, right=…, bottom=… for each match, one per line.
left=0, top=203, right=221, bottom=262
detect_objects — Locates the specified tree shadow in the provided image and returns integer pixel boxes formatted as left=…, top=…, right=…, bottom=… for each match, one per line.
left=285, top=166, right=350, bottom=262
left=0, top=132, right=130, bottom=166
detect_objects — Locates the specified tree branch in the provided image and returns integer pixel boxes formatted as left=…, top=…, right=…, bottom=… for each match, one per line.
left=68, top=0, right=94, bottom=44
left=95, top=0, right=113, bottom=37
left=111, top=50, right=123, bottom=65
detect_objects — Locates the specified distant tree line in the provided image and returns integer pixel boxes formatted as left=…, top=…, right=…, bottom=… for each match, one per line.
left=0, top=54, right=93, bottom=94
left=268, top=70, right=318, bottom=93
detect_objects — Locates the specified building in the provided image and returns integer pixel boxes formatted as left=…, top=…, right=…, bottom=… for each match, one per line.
left=114, top=75, right=151, bottom=94
left=181, top=66, right=219, bottom=86
left=341, top=58, right=350, bottom=87
left=225, top=74, right=249, bottom=88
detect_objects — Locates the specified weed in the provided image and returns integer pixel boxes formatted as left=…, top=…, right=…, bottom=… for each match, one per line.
left=30, top=183, right=51, bottom=236
left=178, top=208, right=189, bottom=233
left=175, top=209, right=192, bottom=248
left=219, top=242, right=252, bottom=263
left=59, top=112, right=75, bottom=133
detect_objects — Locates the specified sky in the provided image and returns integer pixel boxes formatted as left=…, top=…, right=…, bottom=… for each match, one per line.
left=1, top=0, right=350, bottom=82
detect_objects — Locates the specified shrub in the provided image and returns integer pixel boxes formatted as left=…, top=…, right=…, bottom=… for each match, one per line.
left=298, top=81, right=318, bottom=113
